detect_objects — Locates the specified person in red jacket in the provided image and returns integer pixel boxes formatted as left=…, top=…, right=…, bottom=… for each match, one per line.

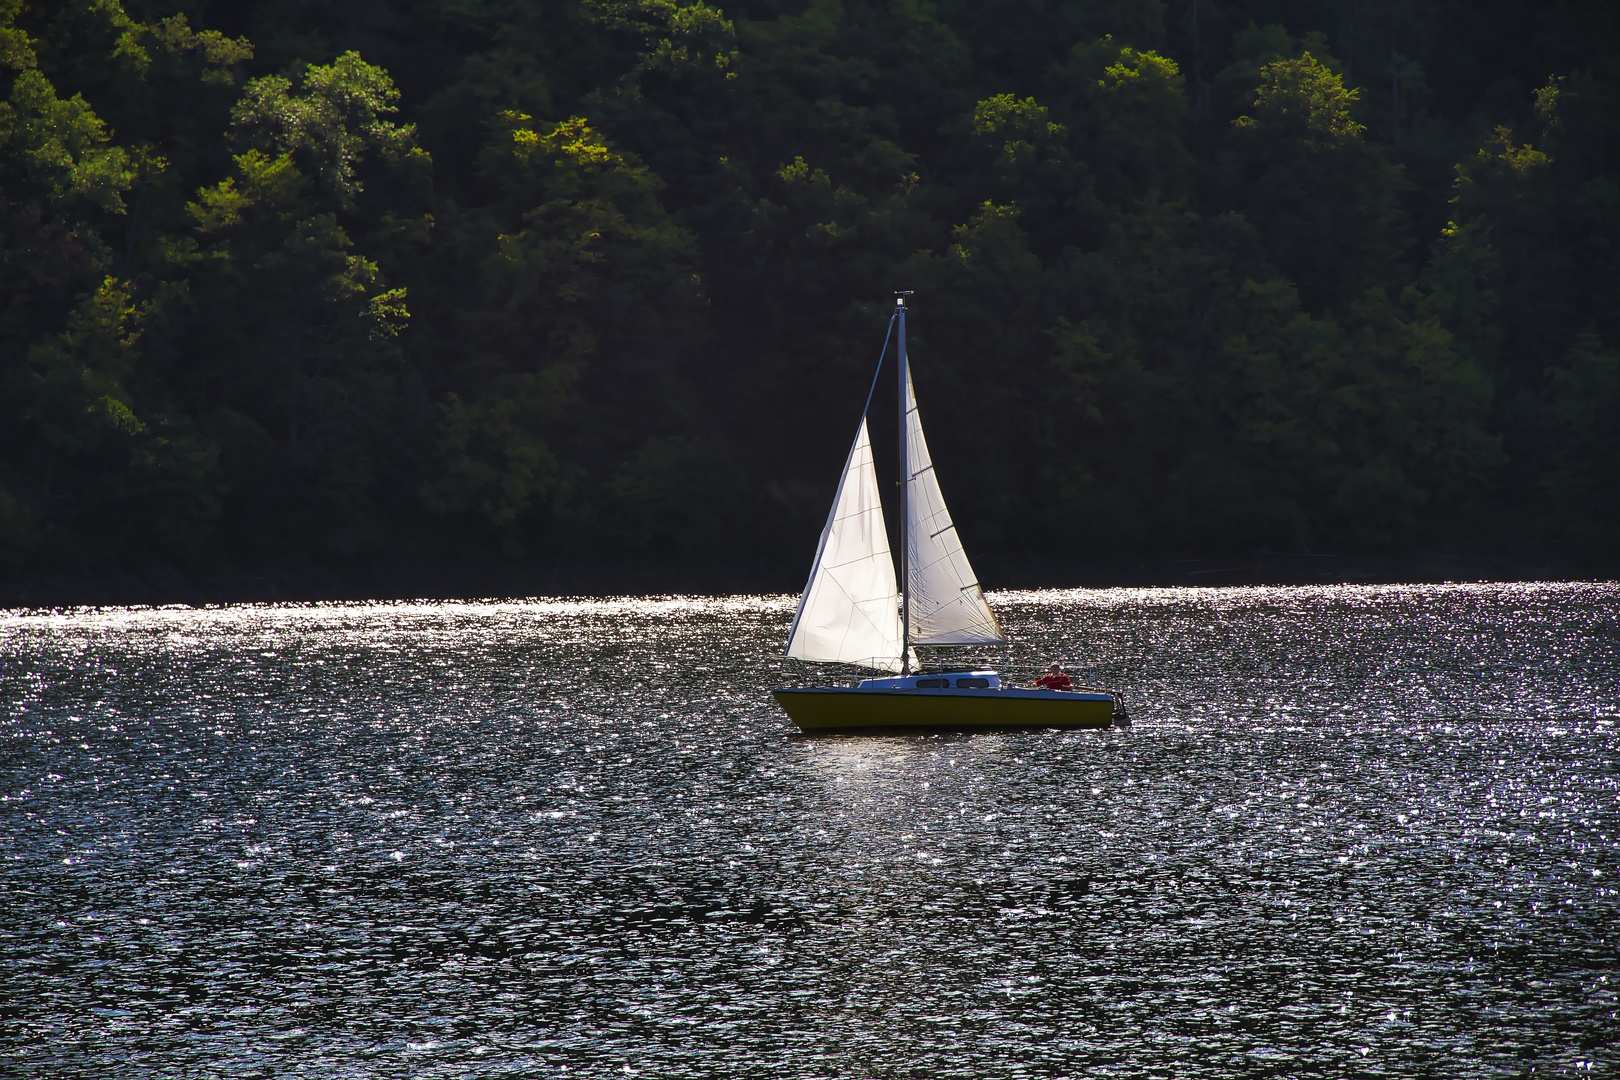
left=1034, top=663, right=1072, bottom=691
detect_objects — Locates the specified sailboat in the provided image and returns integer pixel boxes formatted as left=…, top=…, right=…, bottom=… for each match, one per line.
left=772, top=294, right=1118, bottom=732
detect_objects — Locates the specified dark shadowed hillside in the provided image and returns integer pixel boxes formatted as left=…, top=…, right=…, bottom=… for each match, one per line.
left=2, top=0, right=1616, bottom=593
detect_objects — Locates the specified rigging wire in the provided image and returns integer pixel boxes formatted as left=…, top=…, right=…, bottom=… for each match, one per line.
left=859, top=313, right=897, bottom=420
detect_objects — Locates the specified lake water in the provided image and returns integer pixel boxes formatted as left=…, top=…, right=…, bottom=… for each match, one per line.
left=3, top=583, right=1617, bottom=1077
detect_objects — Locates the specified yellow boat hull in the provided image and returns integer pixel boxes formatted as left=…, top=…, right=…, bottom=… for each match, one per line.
left=772, top=687, right=1115, bottom=732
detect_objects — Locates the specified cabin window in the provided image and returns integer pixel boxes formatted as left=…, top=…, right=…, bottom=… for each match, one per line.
left=915, top=678, right=945, bottom=689
left=955, top=677, right=990, bottom=689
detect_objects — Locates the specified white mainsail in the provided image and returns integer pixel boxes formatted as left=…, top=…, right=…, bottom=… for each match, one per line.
left=903, top=360, right=1005, bottom=646
left=784, top=418, right=906, bottom=671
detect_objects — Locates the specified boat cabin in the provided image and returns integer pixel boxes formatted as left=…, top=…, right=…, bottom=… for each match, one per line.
left=857, top=670, right=1001, bottom=691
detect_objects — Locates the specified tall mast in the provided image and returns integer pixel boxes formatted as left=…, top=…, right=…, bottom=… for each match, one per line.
left=896, top=291, right=912, bottom=675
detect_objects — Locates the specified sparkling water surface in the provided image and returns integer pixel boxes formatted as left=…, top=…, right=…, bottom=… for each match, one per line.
left=3, top=583, right=1618, bottom=1077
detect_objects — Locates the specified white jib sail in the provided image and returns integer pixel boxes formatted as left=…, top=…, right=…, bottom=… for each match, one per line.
left=903, top=360, right=1006, bottom=645
left=784, top=417, right=906, bottom=671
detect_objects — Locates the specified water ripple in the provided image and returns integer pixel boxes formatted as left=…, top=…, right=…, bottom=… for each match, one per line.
left=2, top=584, right=1616, bottom=1076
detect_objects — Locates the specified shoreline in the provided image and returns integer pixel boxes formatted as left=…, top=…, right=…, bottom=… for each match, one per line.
left=2, top=550, right=1611, bottom=610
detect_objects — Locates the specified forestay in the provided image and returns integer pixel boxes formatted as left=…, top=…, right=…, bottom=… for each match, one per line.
left=784, top=418, right=906, bottom=671
left=902, top=360, right=1005, bottom=646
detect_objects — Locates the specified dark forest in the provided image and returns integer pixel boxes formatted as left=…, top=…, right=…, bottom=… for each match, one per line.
left=2, top=0, right=1616, bottom=592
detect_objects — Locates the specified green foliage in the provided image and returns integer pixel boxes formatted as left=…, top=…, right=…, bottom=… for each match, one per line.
left=0, top=68, right=134, bottom=211
left=0, top=487, right=30, bottom=570
left=231, top=51, right=421, bottom=206
left=1529, top=333, right=1620, bottom=546
left=603, top=434, right=742, bottom=554
left=588, top=0, right=738, bottom=75
left=126, top=16, right=254, bottom=86
left=1068, top=39, right=1190, bottom=206
left=0, top=276, right=220, bottom=566
left=2, top=0, right=1618, bottom=578
left=1234, top=53, right=1364, bottom=150
left=420, top=384, right=566, bottom=533
left=419, top=111, right=702, bottom=553
left=970, top=95, right=1065, bottom=184
left=1220, top=45, right=1410, bottom=314
left=160, top=133, right=414, bottom=559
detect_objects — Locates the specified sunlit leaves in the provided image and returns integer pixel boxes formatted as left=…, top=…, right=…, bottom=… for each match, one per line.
left=0, top=0, right=1617, bottom=570
left=0, top=69, right=133, bottom=211
left=130, top=15, right=253, bottom=87
left=160, top=120, right=414, bottom=560
left=186, top=149, right=307, bottom=234
left=481, top=113, right=693, bottom=304
left=947, top=202, right=1037, bottom=274
left=365, top=287, right=409, bottom=341
left=231, top=52, right=420, bottom=205
left=970, top=95, right=1066, bottom=180
left=1234, top=53, right=1365, bottom=151
left=1455, top=126, right=1549, bottom=203
left=20, top=276, right=147, bottom=447
left=0, top=0, right=34, bottom=73
left=623, top=1, right=738, bottom=76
